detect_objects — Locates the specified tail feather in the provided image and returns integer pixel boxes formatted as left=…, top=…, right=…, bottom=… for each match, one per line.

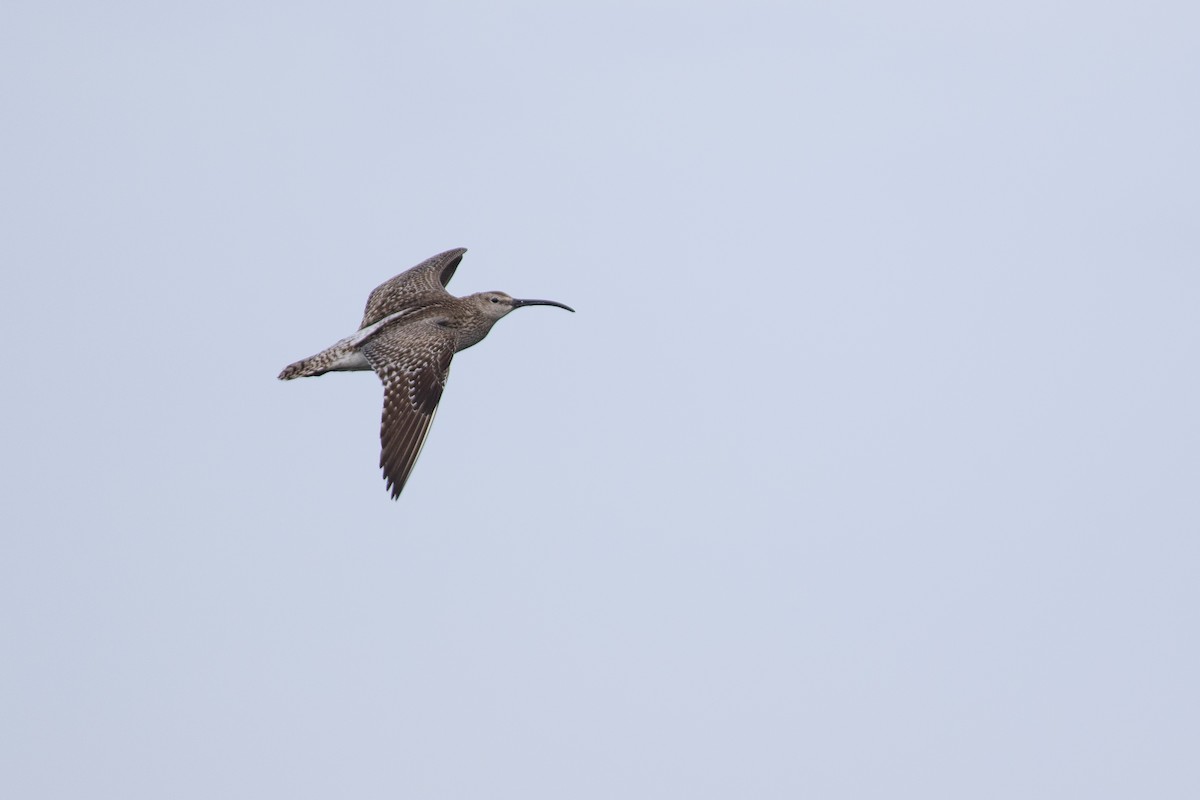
left=278, top=340, right=370, bottom=380
left=278, top=356, right=325, bottom=380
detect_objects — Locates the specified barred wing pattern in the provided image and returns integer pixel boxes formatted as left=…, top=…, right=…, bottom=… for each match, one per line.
left=361, top=322, right=457, bottom=499
left=359, top=248, right=466, bottom=329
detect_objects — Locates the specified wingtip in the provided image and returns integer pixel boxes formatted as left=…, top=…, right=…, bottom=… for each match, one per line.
left=385, top=477, right=404, bottom=500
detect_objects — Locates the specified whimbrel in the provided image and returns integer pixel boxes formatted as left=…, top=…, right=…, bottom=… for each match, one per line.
left=279, top=248, right=574, bottom=499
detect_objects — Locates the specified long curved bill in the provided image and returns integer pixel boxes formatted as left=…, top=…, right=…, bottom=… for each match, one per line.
left=512, top=298, right=575, bottom=312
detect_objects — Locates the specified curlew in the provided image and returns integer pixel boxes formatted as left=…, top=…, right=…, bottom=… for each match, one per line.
left=279, top=248, right=574, bottom=499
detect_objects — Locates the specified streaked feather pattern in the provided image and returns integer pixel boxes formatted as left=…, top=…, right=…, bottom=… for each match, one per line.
left=361, top=323, right=456, bottom=499
left=279, top=246, right=572, bottom=500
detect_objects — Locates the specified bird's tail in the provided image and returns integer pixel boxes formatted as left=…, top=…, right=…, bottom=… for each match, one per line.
left=278, top=340, right=366, bottom=380
left=278, top=354, right=325, bottom=380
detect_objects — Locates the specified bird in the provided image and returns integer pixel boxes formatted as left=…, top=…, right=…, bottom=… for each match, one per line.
left=278, top=247, right=574, bottom=499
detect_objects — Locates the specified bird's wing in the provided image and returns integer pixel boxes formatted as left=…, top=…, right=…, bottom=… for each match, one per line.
left=359, top=248, right=466, bottom=329
left=360, top=321, right=457, bottom=499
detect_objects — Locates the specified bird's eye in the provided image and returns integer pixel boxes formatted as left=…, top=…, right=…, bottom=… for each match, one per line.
left=490, top=297, right=500, bottom=303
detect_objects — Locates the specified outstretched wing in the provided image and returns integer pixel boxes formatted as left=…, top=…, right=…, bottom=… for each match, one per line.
left=359, top=248, right=466, bottom=329
left=360, top=322, right=457, bottom=499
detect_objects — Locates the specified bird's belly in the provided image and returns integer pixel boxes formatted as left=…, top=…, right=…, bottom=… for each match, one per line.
left=326, top=348, right=372, bottom=371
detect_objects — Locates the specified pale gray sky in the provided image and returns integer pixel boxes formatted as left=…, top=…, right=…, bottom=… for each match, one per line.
left=2, top=1, right=1198, bottom=797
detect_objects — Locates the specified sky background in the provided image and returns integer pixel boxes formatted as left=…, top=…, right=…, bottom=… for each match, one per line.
left=2, top=1, right=1198, bottom=797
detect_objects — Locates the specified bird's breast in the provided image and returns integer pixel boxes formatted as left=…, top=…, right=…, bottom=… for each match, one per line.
left=452, top=322, right=495, bottom=352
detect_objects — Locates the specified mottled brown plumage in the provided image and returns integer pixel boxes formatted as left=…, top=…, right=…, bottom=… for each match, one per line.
left=278, top=248, right=574, bottom=499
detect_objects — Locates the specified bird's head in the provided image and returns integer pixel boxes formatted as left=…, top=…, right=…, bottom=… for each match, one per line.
left=471, top=291, right=575, bottom=320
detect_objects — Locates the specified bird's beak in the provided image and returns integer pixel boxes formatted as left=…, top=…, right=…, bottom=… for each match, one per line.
left=511, top=298, right=575, bottom=312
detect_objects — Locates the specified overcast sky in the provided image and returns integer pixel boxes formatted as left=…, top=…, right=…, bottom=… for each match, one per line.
left=2, top=1, right=1198, bottom=797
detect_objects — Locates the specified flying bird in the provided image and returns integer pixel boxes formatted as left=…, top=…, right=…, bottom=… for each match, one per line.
left=279, top=248, right=574, bottom=499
